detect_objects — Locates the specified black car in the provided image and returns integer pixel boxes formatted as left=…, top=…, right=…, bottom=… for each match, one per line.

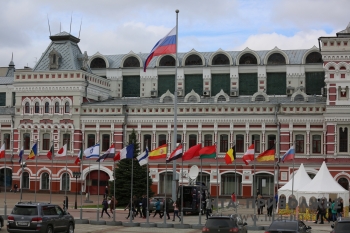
left=0, top=215, right=3, bottom=228
left=265, top=220, right=312, bottom=233
left=7, top=202, right=75, bottom=233
left=331, top=217, right=350, bottom=233
left=149, top=197, right=174, bottom=213
left=202, top=215, right=248, bottom=233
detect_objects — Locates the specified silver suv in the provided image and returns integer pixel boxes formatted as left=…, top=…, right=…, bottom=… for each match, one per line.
left=7, top=202, right=75, bottom=233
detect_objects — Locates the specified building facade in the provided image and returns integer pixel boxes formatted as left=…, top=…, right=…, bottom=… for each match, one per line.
left=0, top=24, right=350, bottom=197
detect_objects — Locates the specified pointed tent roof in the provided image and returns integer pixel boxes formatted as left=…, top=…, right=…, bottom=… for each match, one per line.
left=279, top=163, right=311, bottom=192
left=336, top=22, right=350, bottom=37
left=298, top=161, right=348, bottom=194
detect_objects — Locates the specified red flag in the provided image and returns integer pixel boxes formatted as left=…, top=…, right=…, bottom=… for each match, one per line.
left=182, top=144, right=202, bottom=161
left=113, top=151, right=121, bottom=161
left=74, top=149, right=83, bottom=165
left=242, top=144, right=254, bottom=165
left=46, top=145, right=54, bottom=160
left=0, top=143, right=5, bottom=159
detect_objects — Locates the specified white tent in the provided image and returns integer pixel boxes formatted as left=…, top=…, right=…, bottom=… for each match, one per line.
left=297, top=161, right=349, bottom=206
left=278, top=163, right=311, bottom=200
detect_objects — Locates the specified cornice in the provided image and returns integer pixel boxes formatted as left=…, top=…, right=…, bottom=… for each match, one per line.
left=14, top=86, right=82, bottom=92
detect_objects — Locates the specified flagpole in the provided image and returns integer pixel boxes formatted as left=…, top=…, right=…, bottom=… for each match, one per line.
left=129, top=142, right=134, bottom=223
left=20, top=154, right=24, bottom=202
left=146, top=162, right=149, bottom=224
left=113, top=160, right=116, bottom=222
left=65, top=145, right=68, bottom=206
left=215, top=143, right=219, bottom=214
left=163, top=161, right=167, bottom=225
left=273, top=140, right=276, bottom=220
left=180, top=144, right=184, bottom=224
left=35, top=141, right=38, bottom=202
left=199, top=158, right=202, bottom=225
left=253, top=142, right=256, bottom=228
left=97, top=143, right=101, bottom=222
left=292, top=144, right=295, bottom=197
left=4, top=143, right=7, bottom=217
left=50, top=141, right=53, bottom=203
left=80, top=147, right=83, bottom=220
left=234, top=142, right=237, bottom=213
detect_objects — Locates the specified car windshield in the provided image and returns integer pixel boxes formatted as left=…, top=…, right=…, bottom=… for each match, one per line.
left=269, top=221, right=297, bottom=230
left=12, top=206, right=38, bottom=215
left=206, top=218, right=233, bottom=228
left=336, top=222, right=350, bottom=231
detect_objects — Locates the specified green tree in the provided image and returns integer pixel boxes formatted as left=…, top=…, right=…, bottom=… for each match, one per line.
left=110, top=129, right=154, bottom=206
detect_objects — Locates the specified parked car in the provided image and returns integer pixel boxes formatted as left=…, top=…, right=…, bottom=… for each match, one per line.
left=149, top=197, right=174, bottom=213
left=0, top=215, right=3, bottom=229
left=7, top=201, right=75, bottom=233
left=202, top=215, right=248, bottom=233
left=331, top=217, right=350, bottom=233
left=265, top=220, right=311, bottom=233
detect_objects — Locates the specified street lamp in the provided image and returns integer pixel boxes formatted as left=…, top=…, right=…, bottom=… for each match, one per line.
left=73, top=171, right=81, bottom=209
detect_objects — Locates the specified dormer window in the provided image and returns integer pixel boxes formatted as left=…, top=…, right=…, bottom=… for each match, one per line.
left=49, top=48, right=62, bottom=70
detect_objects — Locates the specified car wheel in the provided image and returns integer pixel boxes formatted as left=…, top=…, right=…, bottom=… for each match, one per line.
left=67, top=222, right=74, bottom=233
left=46, top=225, right=53, bottom=233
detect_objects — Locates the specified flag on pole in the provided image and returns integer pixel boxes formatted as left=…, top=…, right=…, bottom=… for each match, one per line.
left=84, top=144, right=100, bottom=159
left=166, top=144, right=182, bottom=163
left=113, top=151, right=121, bottom=161
left=18, top=147, right=24, bottom=164
left=242, top=144, right=254, bottom=165
left=281, top=146, right=295, bottom=163
left=56, top=144, right=67, bottom=157
left=75, top=148, right=83, bottom=165
left=148, top=144, right=167, bottom=160
left=224, top=145, right=236, bottom=165
left=27, top=142, right=38, bottom=160
left=137, top=148, right=149, bottom=166
left=199, top=145, right=216, bottom=159
left=256, top=145, right=275, bottom=162
left=46, top=145, right=54, bottom=160
left=182, top=143, right=201, bottom=161
left=120, top=144, right=134, bottom=160
left=96, top=144, right=115, bottom=162
left=0, top=143, right=5, bottom=159
left=144, top=27, right=176, bottom=72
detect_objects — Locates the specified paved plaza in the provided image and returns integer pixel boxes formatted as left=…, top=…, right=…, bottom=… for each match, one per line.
left=0, top=192, right=333, bottom=232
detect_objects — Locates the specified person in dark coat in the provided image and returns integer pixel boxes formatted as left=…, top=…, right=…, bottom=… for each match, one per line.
left=161, top=199, right=170, bottom=220
left=141, top=195, right=148, bottom=219
left=337, top=198, right=344, bottom=218
left=153, top=198, right=162, bottom=218
left=124, top=200, right=135, bottom=219
left=135, top=196, right=142, bottom=218
left=100, top=198, right=111, bottom=218
left=104, top=186, right=109, bottom=199
left=267, top=197, right=274, bottom=217
left=314, top=199, right=325, bottom=224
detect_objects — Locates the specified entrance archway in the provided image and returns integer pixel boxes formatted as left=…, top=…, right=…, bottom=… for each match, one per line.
left=253, top=172, right=274, bottom=196
left=338, top=177, right=349, bottom=190
left=159, top=171, right=173, bottom=195
left=221, top=172, right=242, bottom=196
left=86, top=170, right=110, bottom=195
left=0, top=168, right=12, bottom=189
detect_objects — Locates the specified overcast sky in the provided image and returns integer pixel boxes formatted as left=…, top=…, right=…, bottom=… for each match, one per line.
left=1, top=0, right=349, bottom=68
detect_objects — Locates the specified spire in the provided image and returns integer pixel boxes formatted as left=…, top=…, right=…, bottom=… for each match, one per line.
left=6, top=53, right=15, bottom=77
left=9, top=52, right=14, bottom=67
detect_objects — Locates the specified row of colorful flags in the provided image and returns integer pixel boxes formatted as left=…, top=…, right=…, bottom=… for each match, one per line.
left=0, top=141, right=295, bottom=166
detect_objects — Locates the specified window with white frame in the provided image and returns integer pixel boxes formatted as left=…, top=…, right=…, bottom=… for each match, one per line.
left=339, top=127, right=348, bottom=153
left=295, top=134, right=304, bottom=153
left=41, top=172, right=50, bottom=190
left=61, top=173, right=70, bottom=191
left=158, top=134, right=167, bottom=147
left=204, top=134, right=212, bottom=146
left=312, top=135, right=321, bottom=154
left=220, top=134, right=228, bottom=152
left=22, top=172, right=29, bottom=189
left=252, top=134, right=260, bottom=153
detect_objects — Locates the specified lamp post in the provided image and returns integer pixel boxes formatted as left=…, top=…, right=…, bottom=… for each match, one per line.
left=73, top=171, right=81, bottom=209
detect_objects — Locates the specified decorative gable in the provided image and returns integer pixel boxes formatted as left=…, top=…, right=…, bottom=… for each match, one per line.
left=48, top=48, right=62, bottom=70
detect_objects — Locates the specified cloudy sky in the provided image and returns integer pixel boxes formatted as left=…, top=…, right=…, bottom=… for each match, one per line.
left=1, top=0, right=349, bottom=68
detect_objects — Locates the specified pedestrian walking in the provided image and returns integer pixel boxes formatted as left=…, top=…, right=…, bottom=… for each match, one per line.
left=314, top=199, right=326, bottom=224
left=327, top=198, right=332, bottom=223
left=172, top=200, right=181, bottom=222
left=109, top=196, right=116, bottom=214
left=231, top=192, right=236, bottom=207
left=101, top=198, right=111, bottom=218
left=337, top=198, right=344, bottom=218
left=141, top=195, right=147, bottom=219
left=124, top=200, right=135, bottom=219
left=152, top=198, right=162, bottom=218
left=161, top=199, right=170, bottom=220
left=205, top=197, right=212, bottom=220
left=135, top=196, right=142, bottom=218
left=104, top=186, right=109, bottom=199
left=267, top=197, right=274, bottom=217
left=331, top=200, right=337, bottom=222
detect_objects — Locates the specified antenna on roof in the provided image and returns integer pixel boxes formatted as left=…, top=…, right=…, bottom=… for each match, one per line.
left=69, top=12, right=73, bottom=34
left=60, top=22, right=61, bottom=33
left=78, top=18, right=82, bottom=38
left=11, top=52, right=13, bottom=61
left=46, top=14, right=51, bottom=36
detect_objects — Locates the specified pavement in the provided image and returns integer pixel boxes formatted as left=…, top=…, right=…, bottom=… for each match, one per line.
left=0, top=191, right=334, bottom=232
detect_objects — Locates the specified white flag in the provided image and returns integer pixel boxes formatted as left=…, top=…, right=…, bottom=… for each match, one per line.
left=84, top=144, right=100, bottom=159
left=137, top=148, right=149, bottom=166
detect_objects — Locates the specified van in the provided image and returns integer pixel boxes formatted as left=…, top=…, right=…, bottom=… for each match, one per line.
left=177, top=183, right=209, bottom=215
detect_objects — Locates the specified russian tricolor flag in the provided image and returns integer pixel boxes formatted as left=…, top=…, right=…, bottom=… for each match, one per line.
left=144, top=27, right=176, bottom=72
left=281, top=146, right=295, bottom=163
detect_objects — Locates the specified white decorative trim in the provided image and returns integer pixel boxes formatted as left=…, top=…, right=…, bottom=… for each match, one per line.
left=184, top=90, right=201, bottom=103
left=156, top=54, right=179, bottom=67
left=120, top=51, right=143, bottom=69
left=251, top=91, right=269, bottom=102
left=263, top=47, right=290, bottom=65
left=159, top=90, right=174, bottom=103
left=181, top=49, right=206, bottom=67
left=208, top=49, right=233, bottom=66
left=88, top=52, right=110, bottom=68
left=236, top=47, right=261, bottom=65
left=291, top=90, right=308, bottom=102
left=302, top=46, right=320, bottom=64
left=214, top=89, right=230, bottom=103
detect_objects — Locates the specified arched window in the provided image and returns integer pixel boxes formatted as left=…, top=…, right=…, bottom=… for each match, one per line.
left=338, top=178, right=349, bottom=190
left=188, top=134, right=197, bottom=148
left=44, top=102, right=49, bottom=113
left=87, top=134, right=95, bottom=148
left=267, top=53, right=286, bottom=65
left=143, top=134, right=152, bottom=151
left=42, top=133, right=50, bottom=150
left=102, top=134, right=110, bottom=151
left=219, top=134, right=228, bottom=152
left=185, top=55, right=203, bottom=66
left=34, top=102, right=39, bottom=113
left=123, top=57, right=140, bottom=67
left=239, top=53, right=257, bottom=65
left=23, top=133, right=30, bottom=150
left=22, top=171, right=29, bottom=189
left=54, top=102, right=59, bottom=113
left=90, top=57, right=106, bottom=68
left=204, top=134, right=212, bottom=147
left=41, top=172, right=50, bottom=190
left=158, top=134, right=167, bottom=147
left=212, top=54, right=229, bottom=65
left=221, top=173, right=242, bottom=195
left=25, top=102, right=30, bottom=113
left=64, top=102, right=70, bottom=113
left=339, top=127, right=348, bottom=153
left=159, top=55, right=175, bottom=66
left=61, top=173, right=70, bottom=191
left=295, top=134, right=304, bottom=153
left=305, top=52, right=322, bottom=63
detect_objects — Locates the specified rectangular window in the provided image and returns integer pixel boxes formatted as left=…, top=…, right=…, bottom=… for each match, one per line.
left=177, top=134, right=182, bottom=144
left=102, top=134, right=110, bottom=151
left=23, top=133, right=30, bottom=150
left=122, top=76, right=140, bottom=97
left=143, top=134, right=152, bottom=151
left=266, top=73, right=286, bottom=95
left=87, top=134, right=95, bottom=148
left=267, top=135, right=276, bottom=149
left=188, top=134, right=197, bottom=148
left=204, top=134, right=212, bottom=147
left=220, top=134, right=228, bottom=152
left=339, top=127, right=348, bottom=153
left=239, top=73, right=258, bottom=95
left=158, top=75, right=175, bottom=96
left=312, top=135, right=321, bottom=154
left=12, top=92, right=15, bottom=106
left=211, top=74, right=230, bottom=96
left=295, top=134, right=304, bottom=153
left=0, top=93, right=6, bottom=106
left=184, top=74, right=203, bottom=95
left=42, top=133, right=50, bottom=150
left=158, top=134, right=167, bottom=147
left=3, top=133, right=10, bottom=150
left=236, top=134, right=244, bottom=153
left=63, top=134, right=70, bottom=150
left=252, top=134, right=260, bottom=153
left=305, top=72, right=325, bottom=95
